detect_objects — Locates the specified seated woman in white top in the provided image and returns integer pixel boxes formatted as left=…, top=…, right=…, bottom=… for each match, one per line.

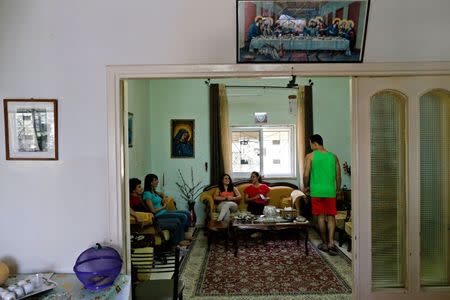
left=213, top=174, right=242, bottom=222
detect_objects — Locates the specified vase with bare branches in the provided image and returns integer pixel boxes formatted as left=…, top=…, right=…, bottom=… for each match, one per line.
left=175, top=167, right=204, bottom=225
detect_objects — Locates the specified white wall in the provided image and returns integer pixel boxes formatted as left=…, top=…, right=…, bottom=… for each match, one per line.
left=1, top=0, right=450, bottom=273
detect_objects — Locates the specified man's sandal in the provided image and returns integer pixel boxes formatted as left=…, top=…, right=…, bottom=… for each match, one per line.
left=328, top=245, right=339, bottom=256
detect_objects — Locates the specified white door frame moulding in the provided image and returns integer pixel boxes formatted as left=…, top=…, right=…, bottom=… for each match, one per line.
left=106, top=62, right=450, bottom=299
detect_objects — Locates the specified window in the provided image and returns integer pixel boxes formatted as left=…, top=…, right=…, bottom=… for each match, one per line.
left=231, top=125, right=295, bottom=179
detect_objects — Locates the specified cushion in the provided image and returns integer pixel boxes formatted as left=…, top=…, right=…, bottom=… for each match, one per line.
left=130, top=211, right=153, bottom=225
left=281, top=197, right=292, bottom=208
left=335, top=211, right=347, bottom=229
left=140, top=227, right=157, bottom=235
left=165, top=197, right=177, bottom=210
left=345, top=221, right=352, bottom=236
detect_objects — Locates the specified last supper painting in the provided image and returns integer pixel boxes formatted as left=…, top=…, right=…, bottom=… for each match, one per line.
left=237, top=0, right=370, bottom=63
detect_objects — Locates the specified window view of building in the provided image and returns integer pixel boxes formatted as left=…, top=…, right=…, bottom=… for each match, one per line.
left=15, top=108, right=53, bottom=152
left=231, top=126, right=295, bottom=179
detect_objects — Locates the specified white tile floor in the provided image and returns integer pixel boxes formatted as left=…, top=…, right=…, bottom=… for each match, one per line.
left=336, top=242, right=352, bottom=261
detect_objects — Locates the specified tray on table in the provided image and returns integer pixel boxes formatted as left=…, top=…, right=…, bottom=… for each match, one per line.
left=1, top=273, right=57, bottom=300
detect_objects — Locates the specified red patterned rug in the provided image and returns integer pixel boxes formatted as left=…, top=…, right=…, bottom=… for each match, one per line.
left=195, top=237, right=351, bottom=296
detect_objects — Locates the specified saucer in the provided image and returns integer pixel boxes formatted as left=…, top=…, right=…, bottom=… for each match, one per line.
left=296, top=216, right=307, bottom=222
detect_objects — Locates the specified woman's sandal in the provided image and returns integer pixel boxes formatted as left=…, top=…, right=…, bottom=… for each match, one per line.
left=318, top=243, right=329, bottom=253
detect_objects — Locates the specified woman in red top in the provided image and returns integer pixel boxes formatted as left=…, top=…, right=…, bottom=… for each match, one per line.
left=244, top=171, right=270, bottom=215
left=213, top=174, right=241, bottom=222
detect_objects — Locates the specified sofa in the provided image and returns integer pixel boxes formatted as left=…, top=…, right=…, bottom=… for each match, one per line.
left=200, top=180, right=306, bottom=226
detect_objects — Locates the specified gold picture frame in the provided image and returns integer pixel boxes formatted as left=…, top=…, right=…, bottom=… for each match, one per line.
left=171, top=119, right=194, bottom=158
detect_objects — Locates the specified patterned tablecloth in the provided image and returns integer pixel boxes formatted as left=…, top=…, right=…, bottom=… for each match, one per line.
left=4, top=273, right=130, bottom=299
left=250, top=37, right=351, bottom=55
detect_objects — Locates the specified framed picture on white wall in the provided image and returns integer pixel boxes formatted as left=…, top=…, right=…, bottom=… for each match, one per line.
left=3, top=99, right=58, bottom=160
left=128, top=112, right=134, bottom=148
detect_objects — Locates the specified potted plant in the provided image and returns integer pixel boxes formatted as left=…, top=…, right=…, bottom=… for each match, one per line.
left=175, top=167, right=204, bottom=225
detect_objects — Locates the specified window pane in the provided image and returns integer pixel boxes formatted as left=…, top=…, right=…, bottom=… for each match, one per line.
left=420, top=90, right=450, bottom=287
left=370, top=91, right=407, bottom=289
left=262, top=128, right=292, bottom=176
left=232, top=131, right=260, bottom=174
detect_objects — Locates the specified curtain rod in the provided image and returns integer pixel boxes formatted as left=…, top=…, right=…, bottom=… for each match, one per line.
left=225, top=85, right=299, bottom=90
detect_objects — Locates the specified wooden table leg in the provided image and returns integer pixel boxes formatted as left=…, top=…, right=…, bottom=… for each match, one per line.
left=233, top=228, right=238, bottom=257
left=225, top=228, right=229, bottom=251
left=207, top=230, right=213, bottom=248
left=305, top=228, right=309, bottom=256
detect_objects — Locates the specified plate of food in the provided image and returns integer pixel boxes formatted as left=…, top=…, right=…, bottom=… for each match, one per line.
left=0, top=274, right=57, bottom=300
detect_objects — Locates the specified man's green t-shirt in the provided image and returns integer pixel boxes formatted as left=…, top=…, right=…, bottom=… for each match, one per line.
left=310, top=150, right=336, bottom=198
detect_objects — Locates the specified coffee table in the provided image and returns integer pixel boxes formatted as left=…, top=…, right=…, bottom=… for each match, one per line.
left=231, top=217, right=310, bottom=257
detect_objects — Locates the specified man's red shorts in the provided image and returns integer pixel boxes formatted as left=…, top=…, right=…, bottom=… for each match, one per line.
left=311, top=197, right=337, bottom=216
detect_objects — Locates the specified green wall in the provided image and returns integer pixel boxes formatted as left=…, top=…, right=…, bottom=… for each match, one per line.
left=128, top=77, right=351, bottom=225
left=311, top=77, right=351, bottom=188
left=148, top=79, right=210, bottom=222
left=127, top=80, right=152, bottom=182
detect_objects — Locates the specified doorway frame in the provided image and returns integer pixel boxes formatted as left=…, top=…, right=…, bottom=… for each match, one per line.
left=106, top=62, right=450, bottom=300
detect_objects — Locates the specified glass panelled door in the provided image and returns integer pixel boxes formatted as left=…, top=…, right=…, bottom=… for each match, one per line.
left=370, top=91, right=407, bottom=289
left=420, top=90, right=450, bottom=287
left=354, top=77, right=450, bottom=300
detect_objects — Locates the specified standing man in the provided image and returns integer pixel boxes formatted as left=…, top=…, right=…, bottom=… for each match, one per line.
left=303, top=134, right=341, bottom=255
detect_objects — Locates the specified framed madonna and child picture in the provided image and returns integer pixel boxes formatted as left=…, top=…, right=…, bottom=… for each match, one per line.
left=237, top=0, right=370, bottom=63
left=171, top=119, right=195, bottom=158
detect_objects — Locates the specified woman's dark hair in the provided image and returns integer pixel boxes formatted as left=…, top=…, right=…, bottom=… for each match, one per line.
left=251, top=171, right=262, bottom=183
left=218, top=173, right=234, bottom=192
left=144, top=174, right=158, bottom=193
left=129, top=178, right=141, bottom=193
